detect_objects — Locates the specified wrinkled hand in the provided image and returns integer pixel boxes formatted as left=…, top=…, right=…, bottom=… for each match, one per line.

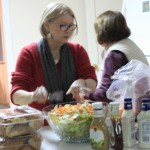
left=66, top=79, right=91, bottom=102
left=32, top=86, right=48, bottom=104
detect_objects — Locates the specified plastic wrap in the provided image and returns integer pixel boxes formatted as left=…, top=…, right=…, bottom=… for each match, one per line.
left=0, top=106, right=44, bottom=137
left=0, top=133, right=41, bottom=150
left=106, top=59, right=150, bottom=115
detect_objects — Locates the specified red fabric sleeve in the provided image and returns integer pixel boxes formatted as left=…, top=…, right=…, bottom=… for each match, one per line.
left=10, top=43, right=45, bottom=103
left=68, top=42, right=97, bottom=81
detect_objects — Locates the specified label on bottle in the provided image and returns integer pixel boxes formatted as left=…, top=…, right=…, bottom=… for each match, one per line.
left=111, top=117, right=123, bottom=150
left=122, top=116, right=136, bottom=147
left=90, top=126, right=104, bottom=147
left=139, top=119, right=150, bottom=143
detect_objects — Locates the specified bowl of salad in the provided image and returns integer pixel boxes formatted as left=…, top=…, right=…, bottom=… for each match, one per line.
left=42, top=101, right=93, bottom=143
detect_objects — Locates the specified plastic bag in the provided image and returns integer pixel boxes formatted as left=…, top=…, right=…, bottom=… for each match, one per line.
left=106, top=59, right=150, bottom=115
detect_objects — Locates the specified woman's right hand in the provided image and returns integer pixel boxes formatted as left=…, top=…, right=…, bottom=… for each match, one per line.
left=32, top=86, right=48, bottom=104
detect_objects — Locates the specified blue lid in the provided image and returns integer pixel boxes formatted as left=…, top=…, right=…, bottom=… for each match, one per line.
left=124, top=98, right=132, bottom=110
left=142, top=98, right=150, bottom=111
left=124, top=98, right=132, bottom=102
left=142, top=97, right=150, bottom=102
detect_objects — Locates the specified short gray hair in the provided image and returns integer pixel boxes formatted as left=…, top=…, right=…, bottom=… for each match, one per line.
left=39, top=2, right=78, bottom=38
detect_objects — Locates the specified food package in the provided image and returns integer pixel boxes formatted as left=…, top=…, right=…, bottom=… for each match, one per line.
left=0, top=133, right=41, bottom=150
left=0, top=106, right=44, bottom=138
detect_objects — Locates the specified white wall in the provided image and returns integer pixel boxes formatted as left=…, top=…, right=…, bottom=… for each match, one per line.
left=85, top=0, right=123, bottom=68
left=7, top=0, right=87, bottom=65
left=95, top=0, right=123, bottom=65
left=122, top=0, right=150, bottom=65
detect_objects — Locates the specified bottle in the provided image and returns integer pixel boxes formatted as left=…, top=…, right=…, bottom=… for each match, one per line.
left=90, top=102, right=109, bottom=150
left=109, top=102, right=123, bottom=150
left=137, top=97, right=150, bottom=149
left=122, top=98, right=136, bottom=147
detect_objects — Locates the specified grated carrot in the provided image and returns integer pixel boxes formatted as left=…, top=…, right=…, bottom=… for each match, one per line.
left=50, top=102, right=93, bottom=116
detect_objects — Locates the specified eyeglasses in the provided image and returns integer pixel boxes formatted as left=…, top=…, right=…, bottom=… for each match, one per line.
left=59, top=24, right=77, bottom=32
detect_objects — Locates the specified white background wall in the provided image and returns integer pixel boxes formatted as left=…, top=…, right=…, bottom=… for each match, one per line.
left=4, top=0, right=88, bottom=67
left=2, top=0, right=123, bottom=87
left=122, top=0, right=150, bottom=64
left=85, top=0, right=123, bottom=66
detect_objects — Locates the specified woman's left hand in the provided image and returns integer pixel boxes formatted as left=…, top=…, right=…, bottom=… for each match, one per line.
left=66, top=79, right=91, bottom=102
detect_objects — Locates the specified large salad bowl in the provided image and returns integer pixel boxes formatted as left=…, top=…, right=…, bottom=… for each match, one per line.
left=42, top=101, right=93, bottom=143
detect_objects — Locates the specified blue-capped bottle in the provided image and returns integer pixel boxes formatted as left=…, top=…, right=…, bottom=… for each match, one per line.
left=137, top=97, right=150, bottom=149
left=122, top=98, right=136, bottom=147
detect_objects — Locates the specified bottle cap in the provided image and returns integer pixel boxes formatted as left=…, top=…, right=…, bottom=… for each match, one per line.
left=109, top=102, right=119, bottom=115
left=92, top=102, right=103, bottom=110
left=92, top=102, right=103, bottom=116
left=124, top=98, right=132, bottom=102
left=109, top=102, right=119, bottom=106
left=142, top=97, right=150, bottom=102
left=142, top=97, right=150, bottom=111
left=124, top=98, right=132, bottom=110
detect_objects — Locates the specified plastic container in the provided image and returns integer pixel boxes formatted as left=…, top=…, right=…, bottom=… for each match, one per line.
left=137, top=98, right=150, bottom=149
left=122, top=98, right=136, bottom=148
left=0, top=105, right=44, bottom=138
left=0, top=133, right=41, bottom=150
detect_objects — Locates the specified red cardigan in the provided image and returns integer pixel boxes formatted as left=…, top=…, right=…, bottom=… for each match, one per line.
left=10, top=42, right=97, bottom=111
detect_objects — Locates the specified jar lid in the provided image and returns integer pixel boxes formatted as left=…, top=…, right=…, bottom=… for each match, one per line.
left=142, top=97, right=150, bottom=102
left=92, top=102, right=103, bottom=110
left=142, top=98, right=150, bottom=111
left=124, top=98, right=132, bottom=102
left=109, top=102, right=119, bottom=106
left=109, top=102, right=119, bottom=115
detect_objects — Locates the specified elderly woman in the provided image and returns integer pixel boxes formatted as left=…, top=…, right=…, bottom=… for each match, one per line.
left=89, top=10, right=148, bottom=115
left=10, top=2, right=97, bottom=111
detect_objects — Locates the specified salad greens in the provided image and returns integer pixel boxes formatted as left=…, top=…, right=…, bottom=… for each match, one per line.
left=47, top=102, right=93, bottom=143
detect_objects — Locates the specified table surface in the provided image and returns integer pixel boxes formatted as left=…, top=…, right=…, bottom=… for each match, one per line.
left=39, top=126, right=146, bottom=150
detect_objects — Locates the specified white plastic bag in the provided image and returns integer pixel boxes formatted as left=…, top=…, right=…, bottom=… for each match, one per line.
left=106, top=59, right=150, bottom=115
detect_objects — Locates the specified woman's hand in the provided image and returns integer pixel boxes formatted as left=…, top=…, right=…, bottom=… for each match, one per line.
left=12, top=85, right=48, bottom=105
left=32, top=86, right=48, bottom=104
left=66, top=79, right=85, bottom=101
left=66, top=79, right=94, bottom=102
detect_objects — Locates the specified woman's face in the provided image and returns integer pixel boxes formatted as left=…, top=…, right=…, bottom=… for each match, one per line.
left=46, top=14, right=76, bottom=45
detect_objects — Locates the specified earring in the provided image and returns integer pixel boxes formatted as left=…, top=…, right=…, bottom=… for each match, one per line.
left=47, top=32, right=52, bottom=38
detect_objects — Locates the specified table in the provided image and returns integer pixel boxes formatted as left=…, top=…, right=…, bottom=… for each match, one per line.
left=39, top=126, right=146, bottom=150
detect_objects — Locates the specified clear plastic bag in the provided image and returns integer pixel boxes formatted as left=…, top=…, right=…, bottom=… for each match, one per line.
left=106, top=59, right=150, bottom=115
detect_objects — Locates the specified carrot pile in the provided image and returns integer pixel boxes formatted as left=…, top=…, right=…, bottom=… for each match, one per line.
left=50, top=102, right=93, bottom=117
